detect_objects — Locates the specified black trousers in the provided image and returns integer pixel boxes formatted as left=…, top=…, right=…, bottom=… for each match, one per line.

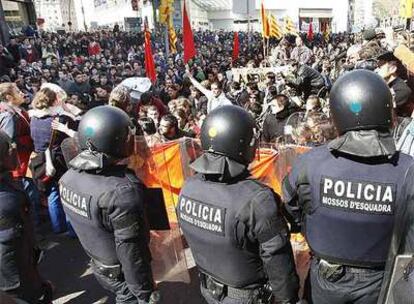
left=308, top=258, right=384, bottom=304
left=92, top=262, right=138, bottom=304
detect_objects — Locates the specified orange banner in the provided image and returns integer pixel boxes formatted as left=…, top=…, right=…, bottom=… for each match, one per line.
left=132, top=140, right=309, bottom=224
left=130, top=139, right=311, bottom=285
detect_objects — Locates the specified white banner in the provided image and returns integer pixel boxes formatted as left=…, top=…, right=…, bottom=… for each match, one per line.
left=231, top=66, right=289, bottom=85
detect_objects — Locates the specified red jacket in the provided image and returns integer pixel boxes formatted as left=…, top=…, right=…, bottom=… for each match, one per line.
left=0, top=103, right=33, bottom=178
left=88, top=42, right=101, bottom=56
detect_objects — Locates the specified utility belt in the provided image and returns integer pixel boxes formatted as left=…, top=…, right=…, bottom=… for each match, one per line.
left=316, top=258, right=385, bottom=283
left=199, top=272, right=273, bottom=304
left=91, top=258, right=123, bottom=281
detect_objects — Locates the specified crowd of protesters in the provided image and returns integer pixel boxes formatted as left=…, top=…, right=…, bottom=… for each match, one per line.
left=1, top=24, right=414, bottom=240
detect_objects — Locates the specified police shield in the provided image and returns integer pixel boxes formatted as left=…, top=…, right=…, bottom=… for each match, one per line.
left=385, top=255, right=414, bottom=304
left=128, top=137, right=201, bottom=283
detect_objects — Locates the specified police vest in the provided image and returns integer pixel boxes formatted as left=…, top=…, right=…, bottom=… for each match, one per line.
left=59, top=168, right=139, bottom=265
left=300, top=146, right=414, bottom=268
left=177, top=174, right=269, bottom=288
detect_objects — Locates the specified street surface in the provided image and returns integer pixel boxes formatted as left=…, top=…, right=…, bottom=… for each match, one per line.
left=38, top=230, right=206, bottom=304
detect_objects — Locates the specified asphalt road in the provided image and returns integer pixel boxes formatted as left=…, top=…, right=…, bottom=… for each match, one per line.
left=38, top=231, right=207, bottom=304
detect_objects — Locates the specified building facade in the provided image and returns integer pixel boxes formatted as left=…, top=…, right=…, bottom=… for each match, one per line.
left=0, top=0, right=37, bottom=43
left=33, top=0, right=79, bottom=31
left=90, top=0, right=154, bottom=30
left=351, top=0, right=375, bottom=31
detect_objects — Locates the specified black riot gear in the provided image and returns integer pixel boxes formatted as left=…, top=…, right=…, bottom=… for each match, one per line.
left=0, top=129, right=53, bottom=303
left=78, top=106, right=133, bottom=159
left=201, top=105, right=257, bottom=165
left=329, top=70, right=393, bottom=135
left=180, top=105, right=299, bottom=304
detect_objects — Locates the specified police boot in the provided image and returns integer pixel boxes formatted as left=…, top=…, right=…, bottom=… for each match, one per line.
left=37, top=281, right=54, bottom=304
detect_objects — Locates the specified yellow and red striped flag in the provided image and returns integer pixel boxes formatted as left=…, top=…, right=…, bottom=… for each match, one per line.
left=269, top=13, right=283, bottom=39
left=284, top=16, right=297, bottom=35
left=261, top=1, right=270, bottom=39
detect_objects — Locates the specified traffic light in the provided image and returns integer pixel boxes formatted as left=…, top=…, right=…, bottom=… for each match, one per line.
left=131, top=0, right=139, bottom=11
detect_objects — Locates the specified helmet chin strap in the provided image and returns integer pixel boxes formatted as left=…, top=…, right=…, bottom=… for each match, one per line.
left=86, top=139, right=98, bottom=153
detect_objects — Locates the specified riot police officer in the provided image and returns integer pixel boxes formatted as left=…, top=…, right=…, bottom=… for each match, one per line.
left=177, top=105, right=299, bottom=304
left=0, top=130, right=52, bottom=303
left=59, top=106, right=159, bottom=304
left=282, top=70, right=414, bottom=304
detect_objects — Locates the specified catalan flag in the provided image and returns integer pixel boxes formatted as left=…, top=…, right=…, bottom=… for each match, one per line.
left=323, top=23, right=330, bottom=42
left=269, top=13, right=283, bottom=39
left=159, top=0, right=174, bottom=24
left=284, top=16, right=297, bottom=35
left=261, top=1, right=270, bottom=39
left=167, top=16, right=177, bottom=53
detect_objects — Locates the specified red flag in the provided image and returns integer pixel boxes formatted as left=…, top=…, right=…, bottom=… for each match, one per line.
left=307, top=21, right=314, bottom=41
left=183, top=1, right=196, bottom=63
left=232, top=32, right=239, bottom=61
left=144, top=23, right=157, bottom=83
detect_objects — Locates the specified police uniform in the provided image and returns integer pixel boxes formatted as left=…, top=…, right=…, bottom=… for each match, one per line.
left=60, top=166, right=154, bottom=303
left=0, top=130, right=51, bottom=304
left=59, top=106, right=157, bottom=304
left=282, top=70, right=414, bottom=304
left=178, top=105, right=299, bottom=304
left=283, top=145, right=414, bottom=304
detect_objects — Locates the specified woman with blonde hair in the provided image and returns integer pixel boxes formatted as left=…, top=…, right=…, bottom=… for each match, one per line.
left=29, top=87, right=77, bottom=235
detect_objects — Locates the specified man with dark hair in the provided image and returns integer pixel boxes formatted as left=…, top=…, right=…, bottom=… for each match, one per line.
left=378, top=60, right=413, bottom=117
left=285, top=61, right=325, bottom=100
left=185, top=69, right=231, bottom=113
left=225, top=81, right=243, bottom=106
left=136, top=91, right=167, bottom=118
left=262, top=94, right=294, bottom=143
left=67, top=72, right=91, bottom=96
left=147, top=114, right=191, bottom=146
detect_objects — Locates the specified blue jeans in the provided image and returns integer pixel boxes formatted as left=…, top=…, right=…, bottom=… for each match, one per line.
left=46, top=183, right=76, bottom=237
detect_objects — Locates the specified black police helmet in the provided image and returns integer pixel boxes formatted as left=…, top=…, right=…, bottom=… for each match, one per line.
left=0, top=130, right=17, bottom=172
left=329, top=70, right=392, bottom=135
left=201, top=105, right=257, bottom=165
left=78, top=106, right=133, bottom=158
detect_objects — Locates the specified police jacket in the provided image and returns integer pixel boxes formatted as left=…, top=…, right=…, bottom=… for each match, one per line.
left=283, top=130, right=414, bottom=268
left=59, top=151, right=154, bottom=302
left=178, top=154, right=299, bottom=303
left=0, top=173, right=44, bottom=302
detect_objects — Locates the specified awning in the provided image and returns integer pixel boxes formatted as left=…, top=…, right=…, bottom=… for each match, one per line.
left=299, top=9, right=333, bottom=19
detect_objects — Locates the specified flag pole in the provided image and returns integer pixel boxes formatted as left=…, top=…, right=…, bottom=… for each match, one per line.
left=266, top=37, right=270, bottom=57
left=165, top=23, right=170, bottom=57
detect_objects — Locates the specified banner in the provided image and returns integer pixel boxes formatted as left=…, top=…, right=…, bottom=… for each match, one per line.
left=231, top=66, right=289, bottom=85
